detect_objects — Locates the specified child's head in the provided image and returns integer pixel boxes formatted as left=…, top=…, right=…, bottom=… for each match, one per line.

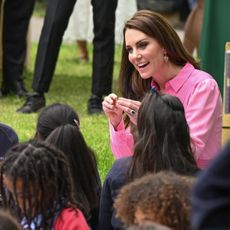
left=114, top=171, right=194, bottom=230
left=46, top=124, right=100, bottom=214
left=129, top=92, right=197, bottom=180
left=0, top=142, right=77, bottom=228
left=0, top=123, right=18, bottom=160
left=36, top=103, right=80, bottom=141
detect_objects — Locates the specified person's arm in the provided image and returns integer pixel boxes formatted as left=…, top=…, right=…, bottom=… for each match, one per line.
left=109, top=120, right=134, bottom=159
left=185, top=78, right=222, bottom=161
left=103, top=94, right=139, bottom=159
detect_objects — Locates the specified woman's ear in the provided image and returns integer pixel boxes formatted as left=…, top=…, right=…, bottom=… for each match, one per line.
left=162, top=48, right=167, bottom=55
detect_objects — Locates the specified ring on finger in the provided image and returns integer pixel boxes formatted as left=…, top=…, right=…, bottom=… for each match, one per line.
left=130, top=109, right=136, bottom=116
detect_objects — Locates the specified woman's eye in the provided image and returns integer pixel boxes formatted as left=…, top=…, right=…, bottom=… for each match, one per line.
left=126, top=47, right=133, bottom=54
left=138, top=42, right=148, bottom=49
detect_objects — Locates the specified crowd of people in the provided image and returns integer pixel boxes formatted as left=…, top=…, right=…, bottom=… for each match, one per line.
left=0, top=0, right=230, bottom=229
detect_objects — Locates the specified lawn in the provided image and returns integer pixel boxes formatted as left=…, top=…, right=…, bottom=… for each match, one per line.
left=0, top=40, right=123, bottom=181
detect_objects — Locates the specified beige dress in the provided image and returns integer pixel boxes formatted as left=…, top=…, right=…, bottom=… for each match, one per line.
left=63, top=0, right=137, bottom=44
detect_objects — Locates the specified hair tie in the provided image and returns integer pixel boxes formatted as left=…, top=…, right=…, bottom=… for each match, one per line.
left=73, top=119, right=79, bottom=127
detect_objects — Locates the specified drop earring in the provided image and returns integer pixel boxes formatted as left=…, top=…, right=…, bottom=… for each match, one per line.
left=164, top=54, right=169, bottom=63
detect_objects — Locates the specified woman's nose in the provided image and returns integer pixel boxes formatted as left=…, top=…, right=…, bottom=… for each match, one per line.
left=132, top=51, right=141, bottom=59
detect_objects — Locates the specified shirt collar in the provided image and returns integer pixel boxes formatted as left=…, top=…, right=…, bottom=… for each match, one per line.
left=151, top=63, right=195, bottom=92
left=166, top=63, right=195, bottom=92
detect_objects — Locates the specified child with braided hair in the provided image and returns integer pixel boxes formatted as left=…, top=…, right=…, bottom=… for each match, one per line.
left=0, top=142, right=89, bottom=230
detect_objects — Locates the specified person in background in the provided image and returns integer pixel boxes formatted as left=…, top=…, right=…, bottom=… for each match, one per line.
left=183, top=0, right=204, bottom=54
left=1, top=0, right=35, bottom=97
left=63, top=0, right=137, bottom=63
left=191, top=140, right=230, bottom=229
left=102, top=10, right=222, bottom=169
left=99, top=91, right=198, bottom=230
left=114, top=172, right=195, bottom=230
left=0, top=142, right=90, bottom=229
left=63, top=0, right=92, bottom=62
left=17, top=0, right=118, bottom=115
left=87, top=0, right=133, bottom=114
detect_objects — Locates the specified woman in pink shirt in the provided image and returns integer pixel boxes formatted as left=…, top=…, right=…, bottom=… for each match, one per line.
left=102, top=10, right=222, bottom=169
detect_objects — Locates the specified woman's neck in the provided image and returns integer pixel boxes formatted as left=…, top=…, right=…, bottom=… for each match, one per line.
left=154, top=63, right=183, bottom=90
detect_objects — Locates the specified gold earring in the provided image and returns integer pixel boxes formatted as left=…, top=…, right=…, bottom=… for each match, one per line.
left=164, top=55, right=169, bottom=63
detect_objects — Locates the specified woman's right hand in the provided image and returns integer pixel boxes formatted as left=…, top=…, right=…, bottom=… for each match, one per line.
left=102, top=93, right=123, bottom=129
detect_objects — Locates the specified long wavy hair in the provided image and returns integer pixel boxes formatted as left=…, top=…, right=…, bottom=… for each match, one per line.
left=128, top=92, right=198, bottom=181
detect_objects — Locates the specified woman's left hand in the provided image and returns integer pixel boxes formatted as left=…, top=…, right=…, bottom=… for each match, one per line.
left=116, top=97, right=141, bottom=125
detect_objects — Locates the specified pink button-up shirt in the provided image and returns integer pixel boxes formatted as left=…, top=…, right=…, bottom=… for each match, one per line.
left=109, top=63, right=222, bottom=169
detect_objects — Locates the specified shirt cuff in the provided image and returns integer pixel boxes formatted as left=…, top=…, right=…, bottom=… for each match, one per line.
left=110, top=119, right=125, bottom=132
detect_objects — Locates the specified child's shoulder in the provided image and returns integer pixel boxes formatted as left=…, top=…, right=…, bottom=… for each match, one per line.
left=54, top=208, right=90, bottom=230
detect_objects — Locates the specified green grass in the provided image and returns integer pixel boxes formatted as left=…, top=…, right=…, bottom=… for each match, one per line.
left=33, top=0, right=46, bottom=18
left=0, top=42, right=123, bottom=181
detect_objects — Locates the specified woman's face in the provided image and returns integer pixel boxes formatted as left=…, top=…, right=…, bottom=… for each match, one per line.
left=125, top=29, right=166, bottom=80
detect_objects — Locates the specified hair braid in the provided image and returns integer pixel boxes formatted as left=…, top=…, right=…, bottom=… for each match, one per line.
left=0, top=142, right=79, bottom=229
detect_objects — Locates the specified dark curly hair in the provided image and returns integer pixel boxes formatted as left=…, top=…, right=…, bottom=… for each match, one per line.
left=0, top=142, right=80, bottom=229
left=114, top=171, right=195, bottom=230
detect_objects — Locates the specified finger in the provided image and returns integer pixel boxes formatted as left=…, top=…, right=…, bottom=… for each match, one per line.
left=129, top=109, right=137, bottom=117
left=116, top=103, right=137, bottom=117
left=116, top=102, right=140, bottom=115
left=103, top=96, right=116, bottom=105
left=109, top=93, right=118, bottom=100
left=102, top=101, right=116, bottom=110
left=117, top=98, right=141, bottom=107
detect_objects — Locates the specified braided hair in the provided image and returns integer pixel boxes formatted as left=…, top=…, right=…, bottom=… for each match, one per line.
left=0, top=142, right=79, bottom=229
